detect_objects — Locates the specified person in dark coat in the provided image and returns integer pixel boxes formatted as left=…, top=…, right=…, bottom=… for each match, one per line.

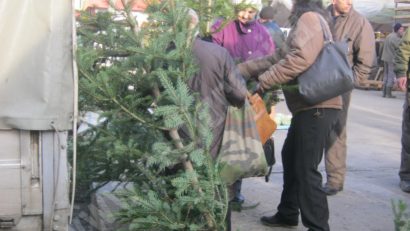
left=394, top=27, right=410, bottom=193
left=186, top=10, right=248, bottom=231
left=382, top=23, right=404, bottom=98
left=238, top=0, right=341, bottom=229
left=189, top=37, right=248, bottom=159
left=258, top=5, right=286, bottom=52
left=185, top=9, right=247, bottom=160
left=211, top=0, right=276, bottom=205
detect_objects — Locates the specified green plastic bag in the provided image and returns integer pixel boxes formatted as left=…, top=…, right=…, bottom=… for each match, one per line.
left=218, top=100, right=268, bottom=185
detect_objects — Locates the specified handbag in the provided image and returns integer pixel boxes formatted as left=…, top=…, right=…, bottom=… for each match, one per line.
left=218, top=100, right=268, bottom=185
left=247, top=92, right=277, bottom=144
left=263, top=137, right=275, bottom=182
left=298, top=15, right=354, bottom=105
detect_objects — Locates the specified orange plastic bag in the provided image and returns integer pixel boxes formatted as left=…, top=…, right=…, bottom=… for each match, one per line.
left=247, top=92, right=277, bottom=144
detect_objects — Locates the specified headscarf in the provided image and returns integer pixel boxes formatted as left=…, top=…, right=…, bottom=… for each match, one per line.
left=231, top=0, right=263, bottom=11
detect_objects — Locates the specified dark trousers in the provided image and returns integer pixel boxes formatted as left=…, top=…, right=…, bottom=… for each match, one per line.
left=232, top=179, right=242, bottom=199
left=400, top=91, right=410, bottom=180
left=226, top=203, right=231, bottom=231
left=277, top=108, right=339, bottom=231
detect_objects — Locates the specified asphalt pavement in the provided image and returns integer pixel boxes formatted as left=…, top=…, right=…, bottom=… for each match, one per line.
left=232, top=89, right=410, bottom=231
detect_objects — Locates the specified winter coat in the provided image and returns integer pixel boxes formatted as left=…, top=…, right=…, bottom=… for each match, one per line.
left=238, top=12, right=342, bottom=114
left=211, top=19, right=275, bottom=62
left=382, top=32, right=401, bottom=63
left=328, top=5, right=377, bottom=85
left=394, top=28, right=410, bottom=103
left=261, top=20, right=285, bottom=52
left=394, top=28, right=410, bottom=79
left=189, top=38, right=247, bottom=158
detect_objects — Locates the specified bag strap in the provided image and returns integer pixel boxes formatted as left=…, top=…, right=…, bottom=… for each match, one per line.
left=265, top=165, right=273, bottom=182
left=316, top=14, right=333, bottom=43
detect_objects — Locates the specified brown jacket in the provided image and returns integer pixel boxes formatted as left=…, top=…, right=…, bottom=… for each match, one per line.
left=328, top=5, right=377, bottom=85
left=238, top=12, right=342, bottom=114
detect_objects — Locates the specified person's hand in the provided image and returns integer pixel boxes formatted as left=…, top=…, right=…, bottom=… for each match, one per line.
left=397, top=76, right=408, bottom=91
left=255, top=83, right=264, bottom=96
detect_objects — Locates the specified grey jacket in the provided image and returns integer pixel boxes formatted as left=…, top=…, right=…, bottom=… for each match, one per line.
left=382, top=32, right=401, bottom=63
left=189, top=38, right=247, bottom=158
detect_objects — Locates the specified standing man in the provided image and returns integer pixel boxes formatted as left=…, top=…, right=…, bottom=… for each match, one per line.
left=258, top=5, right=286, bottom=53
left=382, top=23, right=405, bottom=98
left=394, top=27, right=410, bottom=193
left=322, top=0, right=377, bottom=196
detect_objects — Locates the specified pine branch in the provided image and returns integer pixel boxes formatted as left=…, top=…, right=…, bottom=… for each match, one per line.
left=121, top=0, right=138, bottom=33
left=75, top=1, right=231, bottom=229
left=152, top=78, right=217, bottom=229
left=169, top=129, right=216, bottom=230
left=79, top=67, right=168, bottom=131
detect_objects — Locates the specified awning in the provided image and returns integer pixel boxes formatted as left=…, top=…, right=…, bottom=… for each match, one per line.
left=81, top=0, right=149, bottom=12
left=0, top=0, right=74, bottom=130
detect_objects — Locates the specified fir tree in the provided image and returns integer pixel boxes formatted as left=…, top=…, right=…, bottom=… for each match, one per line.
left=75, top=0, right=240, bottom=230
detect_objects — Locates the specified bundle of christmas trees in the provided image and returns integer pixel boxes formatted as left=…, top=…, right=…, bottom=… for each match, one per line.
left=75, top=0, right=239, bottom=230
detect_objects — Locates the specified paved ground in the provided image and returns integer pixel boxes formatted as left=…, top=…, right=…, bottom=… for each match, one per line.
left=232, top=89, right=410, bottom=231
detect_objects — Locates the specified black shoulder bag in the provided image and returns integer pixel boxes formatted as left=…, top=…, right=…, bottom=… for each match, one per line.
left=297, top=15, right=354, bottom=105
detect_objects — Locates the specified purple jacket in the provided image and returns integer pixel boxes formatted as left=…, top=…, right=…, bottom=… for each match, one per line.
left=211, top=19, right=275, bottom=62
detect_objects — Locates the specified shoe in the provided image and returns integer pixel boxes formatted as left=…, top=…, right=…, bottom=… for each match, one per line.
left=321, top=185, right=343, bottom=196
left=230, top=194, right=245, bottom=204
left=229, top=195, right=245, bottom=212
left=386, top=87, right=396, bottom=98
left=260, top=214, right=298, bottom=228
left=400, top=180, right=410, bottom=193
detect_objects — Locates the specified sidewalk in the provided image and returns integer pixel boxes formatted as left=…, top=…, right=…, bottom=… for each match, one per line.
left=232, top=89, right=410, bottom=231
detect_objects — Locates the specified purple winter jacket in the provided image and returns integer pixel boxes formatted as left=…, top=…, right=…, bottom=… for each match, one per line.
left=211, top=19, right=275, bottom=62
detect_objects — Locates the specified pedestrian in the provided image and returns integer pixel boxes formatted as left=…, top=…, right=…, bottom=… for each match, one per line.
left=189, top=35, right=247, bottom=161
left=258, top=5, right=286, bottom=52
left=322, top=0, right=377, bottom=196
left=211, top=0, right=276, bottom=205
left=211, top=0, right=275, bottom=63
left=186, top=9, right=248, bottom=177
left=394, top=27, right=410, bottom=193
left=382, top=23, right=404, bottom=98
left=185, top=9, right=248, bottom=230
left=238, top=0, right=341, bottom=229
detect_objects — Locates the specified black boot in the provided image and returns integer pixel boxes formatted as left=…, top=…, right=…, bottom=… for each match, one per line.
left=382, top=85, right=386, bottom=97
left=386, top=87, right=396, bottom=98
left=260, top=213, right=298, bottom=228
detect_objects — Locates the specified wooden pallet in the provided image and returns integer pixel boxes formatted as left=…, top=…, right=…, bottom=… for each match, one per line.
left=357, top=66, right=384, bottom=90
left=395, top=0, right=410, bottom=26
left=358, top=80, right=383, bottom=90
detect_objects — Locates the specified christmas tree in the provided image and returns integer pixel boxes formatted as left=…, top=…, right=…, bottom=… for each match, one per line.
left=75, top=0, right=242, bottom=230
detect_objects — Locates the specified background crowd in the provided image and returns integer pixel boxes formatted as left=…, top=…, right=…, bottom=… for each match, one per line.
left=190, top=0, right=410, bottom=230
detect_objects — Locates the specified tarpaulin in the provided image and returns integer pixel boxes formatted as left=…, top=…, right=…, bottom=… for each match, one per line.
left=0, top=0, right=74, bottom=130
left=271, top=0, right=397, bottom=24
